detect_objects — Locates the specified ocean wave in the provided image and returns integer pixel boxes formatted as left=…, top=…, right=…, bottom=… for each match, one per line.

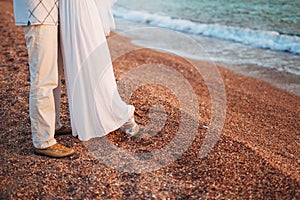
left=113, top=6, right=300, bottom=54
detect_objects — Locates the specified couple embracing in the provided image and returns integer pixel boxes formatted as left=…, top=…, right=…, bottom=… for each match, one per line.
left=13, top=0, right=139, bottom=158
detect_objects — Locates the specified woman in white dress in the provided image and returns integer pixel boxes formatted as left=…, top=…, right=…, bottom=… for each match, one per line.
left=59, top=0, right=139, bottom=141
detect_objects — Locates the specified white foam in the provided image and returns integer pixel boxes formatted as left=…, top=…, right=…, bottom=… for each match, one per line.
left=113, top=6, right=300, bottom=54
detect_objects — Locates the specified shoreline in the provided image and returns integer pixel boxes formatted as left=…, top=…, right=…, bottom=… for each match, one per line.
left=1, top=0, right=299, bottom=199
left=114, top=18, right=300, bottom=97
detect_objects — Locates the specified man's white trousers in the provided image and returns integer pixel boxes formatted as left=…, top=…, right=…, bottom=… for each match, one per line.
left=23, top=25, right=63, bottom=149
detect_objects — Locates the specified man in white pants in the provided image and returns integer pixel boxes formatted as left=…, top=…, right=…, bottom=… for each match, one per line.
left=13, top=0, right=74, bottom=157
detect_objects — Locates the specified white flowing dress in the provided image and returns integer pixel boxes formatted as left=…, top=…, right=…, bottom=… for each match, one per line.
left=59, top=0, right=134, bottom=141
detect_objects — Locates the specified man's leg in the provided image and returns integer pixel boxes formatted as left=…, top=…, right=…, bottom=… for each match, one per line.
left=24, top=25, right=74, bottom=157
left=24, top=25, right=58, bottom=149
left=53, top=33, right=63, bottom=130
left=52, top=32, right=72, bottom=135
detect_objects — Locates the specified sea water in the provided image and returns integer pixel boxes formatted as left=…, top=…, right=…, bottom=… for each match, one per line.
left=112, top=0, right=300, bottom=94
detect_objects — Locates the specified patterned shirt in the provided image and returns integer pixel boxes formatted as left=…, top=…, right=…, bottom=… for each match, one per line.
left=13, top=0, right=59, bottom=26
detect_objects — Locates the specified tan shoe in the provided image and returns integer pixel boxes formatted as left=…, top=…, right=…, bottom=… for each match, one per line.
left=34, top=143, right=75, bottom=158
left=55, top=126, right=72, bottom=136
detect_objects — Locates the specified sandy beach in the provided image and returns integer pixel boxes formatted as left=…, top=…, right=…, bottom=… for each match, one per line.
left=0, top=0, right=299, bottom=199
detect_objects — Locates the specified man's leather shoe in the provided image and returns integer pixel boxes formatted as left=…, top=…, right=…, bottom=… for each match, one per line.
left=55, top=126, right=72, bottom=136
left=34, top=143, right=75, bottom=158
